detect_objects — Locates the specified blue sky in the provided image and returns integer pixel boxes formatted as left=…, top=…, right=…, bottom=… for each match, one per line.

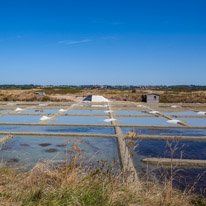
left=0, top=0, right=206, bottom=85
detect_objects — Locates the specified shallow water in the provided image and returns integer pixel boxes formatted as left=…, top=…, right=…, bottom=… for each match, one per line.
left=0, top=110, right=10, bottom=113
left=164, top=111, right=202, bottom=116
left=115, top=111, right=149, bottom=115
left=118, top=117, right=181, bottom=126
left=22, top=109, right=59, bottom=114
left=128, top=139, right=206, bottom=160
left=122, top=128, right=206, bottom=136
left=0, top=136, right=119, bottom=170
left=0, top=115, right=41, bottom=123
left=68, top=110, right=106, bottom=114
left=0, top=125, right=115, bottom=134
left=129, top=139, right=206, bottom=195
left=50, top=116, right=110, bottom=125
left=141, top=165, right=206, bottom=196
left=179, top=118, right=206, bottom=127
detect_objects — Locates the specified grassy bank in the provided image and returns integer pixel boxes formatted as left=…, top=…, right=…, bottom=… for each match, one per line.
left=0, top=161, right=205, bottom=206
left=0, top=88, right=206, bottom=103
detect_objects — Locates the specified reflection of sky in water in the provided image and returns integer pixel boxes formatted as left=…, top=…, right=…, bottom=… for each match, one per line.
left=115, top=111, right=148, bottom=115
left=179, top=118, right=206, bottom=127
left=0, top=125, right=115, bottom=135
left=0, top=110, right=10, bottom=113
left=164, top=111, right=203, bottom=116
left=118, top=117, right=181, bottom=126
left=68, top=110, right=106, bottom=114
left=0, top=136, right=119, bottom=170
left=50, top=116, right=110, bottom=125
left=23, top=109, right=59, bottom=114
left=0, top=115, right=41, bottom=123
left=122, top=128, right=206, bottom=136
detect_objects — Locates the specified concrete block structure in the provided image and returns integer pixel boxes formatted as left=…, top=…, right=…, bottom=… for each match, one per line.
left=142, top=93, right=160, bottom=103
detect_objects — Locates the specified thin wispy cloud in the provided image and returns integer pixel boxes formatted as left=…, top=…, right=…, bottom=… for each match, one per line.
left=58, top=39, right=91, bottom=45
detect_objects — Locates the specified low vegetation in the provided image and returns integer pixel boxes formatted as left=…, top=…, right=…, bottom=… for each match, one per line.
left=36, top=87, right=82, bottom=95
left=0, top=87, right=206, bottom=103
left=0, top=137, right=205, bottom=205
left=0, top=160, right=205, bottom=206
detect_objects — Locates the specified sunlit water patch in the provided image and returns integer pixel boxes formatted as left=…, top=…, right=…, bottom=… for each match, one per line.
left=50, top=116, right=110, bottom=125
left=22, top=109, right=59, bottom=114
left=0, top=110, right=10, bottom=113
left=0, top=115, right=41, bottom=123
left=0, top=125, right=115, bottom=135
left=115, top=111, right=149, bottom=115
left=179, top=118, right=206, bottom=127
left=164, top=111, right=203, bottom=116
left=118, top=117, right=181, bottom=126
left=68, top=110, right=106, bottom=114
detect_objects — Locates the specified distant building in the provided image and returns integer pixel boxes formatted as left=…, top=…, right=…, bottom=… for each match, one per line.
left=141, top=93, right=160, bottom=103
left=35, top=92, right=45, bottom=96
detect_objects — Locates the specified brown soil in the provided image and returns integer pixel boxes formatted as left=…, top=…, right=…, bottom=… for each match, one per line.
left=39, top=143, right=51, bottom=147
left=7, top=158, right=19, bottom=163
left=45, top=148, right=58, bottom=153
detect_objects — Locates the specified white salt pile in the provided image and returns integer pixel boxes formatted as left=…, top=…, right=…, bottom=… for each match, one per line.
left=104, top=118, right=118, bottom=122
left=197, top=111, right=206, bottom=115
left=15, top=108, right=23, bottom=112
left=167, top=119, right=181, bottom=124
left=149, top=111, right=160, bottom=115
left=104, top=110, right=113, bottom=113
left=59, top=109, right=67, bottom=113
left=82, top=95, right=109, bottom=102
left=137, top=105, right=145, bottom=108
left=40, top=116, right=51, bottom=121
left=171, top=105, right=178, bottom=108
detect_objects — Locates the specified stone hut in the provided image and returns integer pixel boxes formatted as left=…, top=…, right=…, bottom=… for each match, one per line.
left=141, top=93, right=160, bottom=103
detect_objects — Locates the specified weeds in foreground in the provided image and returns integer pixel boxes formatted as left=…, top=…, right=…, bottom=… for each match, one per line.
left=0, top=136, right=205, bottom=205
left=126, top=130, right=206, bottom=205
left=0, top=159, right=205, bottom=206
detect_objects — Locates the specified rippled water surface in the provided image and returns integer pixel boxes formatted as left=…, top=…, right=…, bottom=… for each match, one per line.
left=0, top=125, right=115, bottom=134
left=122, top=128, right=206, bottom=136
left=0, top=136, right=119, bottom=170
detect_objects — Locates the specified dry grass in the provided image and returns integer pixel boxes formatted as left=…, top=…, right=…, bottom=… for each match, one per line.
left=0, top=138, right=205, bottom=205
left=1, top=88, right=206, bottom=103
left=0, top=160, right=204, bottom=206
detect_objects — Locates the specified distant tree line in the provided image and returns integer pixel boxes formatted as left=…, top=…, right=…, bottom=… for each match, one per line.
left=0, top=84, right=206, bottom=91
